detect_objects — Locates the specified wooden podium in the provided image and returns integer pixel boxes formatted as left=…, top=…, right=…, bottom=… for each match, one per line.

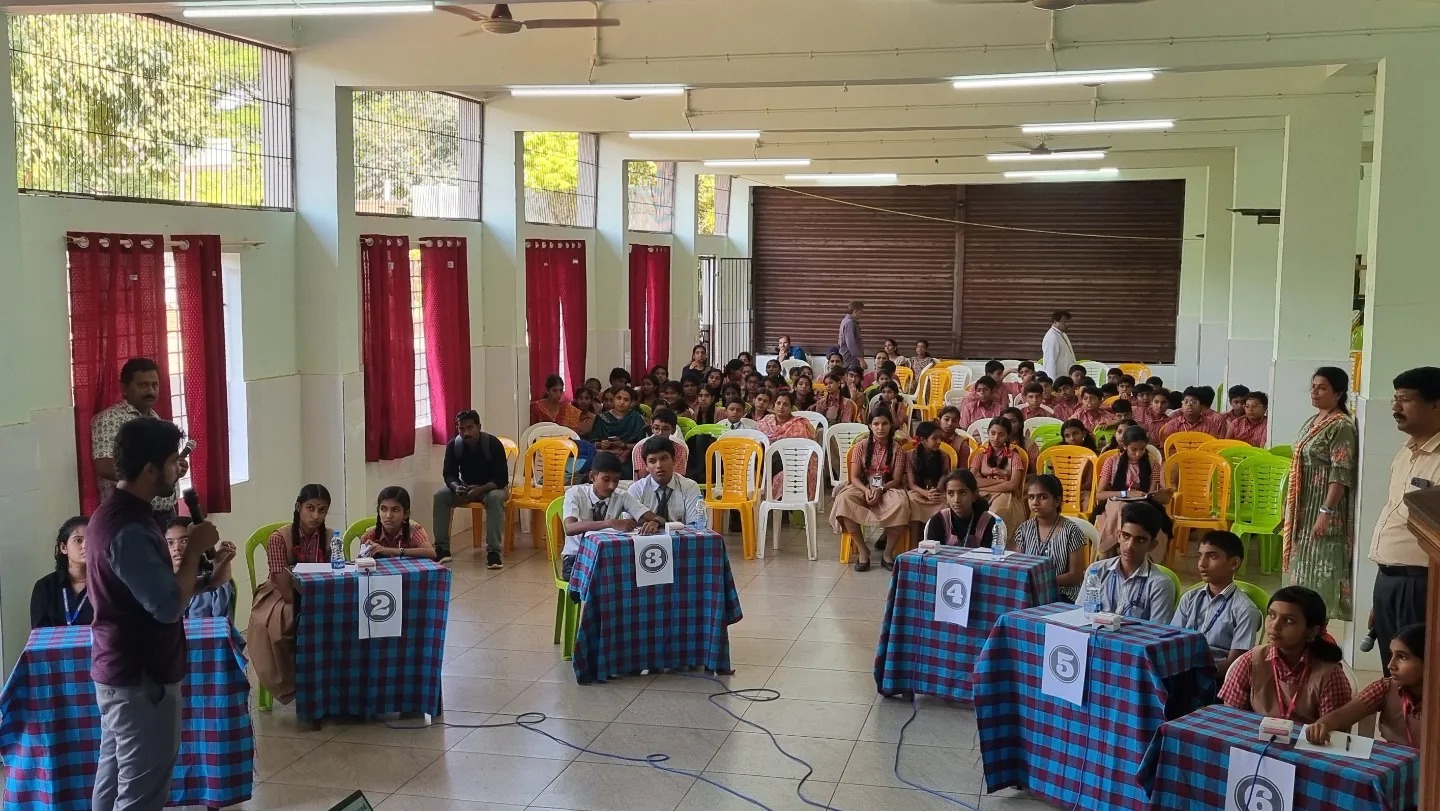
left=1405, top=486, right=1440, bottom=810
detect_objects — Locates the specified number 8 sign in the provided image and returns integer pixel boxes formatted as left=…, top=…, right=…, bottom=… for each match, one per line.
left=632, top=534, right=675, bottom=587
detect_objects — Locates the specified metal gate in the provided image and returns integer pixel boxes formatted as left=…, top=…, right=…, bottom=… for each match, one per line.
left=706, top=257, right=752, bottom=362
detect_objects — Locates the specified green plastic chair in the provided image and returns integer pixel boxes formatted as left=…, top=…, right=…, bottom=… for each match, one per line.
left=684, top=423, right=729, bottom=441
left=637, top=403, right=652, bottom=419
left=1183, top=580, right=1269, bottom=635
left=243, top=522, right=287, bottom=713
left=545, top=497, right=580, bottom=660
left=1229, top=454, right=1289, bottom=576
left=343, top=517, right=375, bottom=561
left=1031, top=424, right=1062, bottom=443
left=1154, top=563, right=1183, bottom=610
left=677, top=416, right=697, bottom=435
left=1094, top=425, right=1117, bottom=449
left=1269, top=444, right=1293, bottom=459
left=1217, top=446, right=1270, bottom=520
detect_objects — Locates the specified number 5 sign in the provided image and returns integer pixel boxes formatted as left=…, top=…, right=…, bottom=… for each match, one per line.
left=632, top=533, right=675, bottom=587
left=1041, top=622, right=1090, bottom=706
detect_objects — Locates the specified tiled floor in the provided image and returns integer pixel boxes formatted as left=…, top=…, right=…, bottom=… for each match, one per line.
left=223, top=523, right=1355, bottom=811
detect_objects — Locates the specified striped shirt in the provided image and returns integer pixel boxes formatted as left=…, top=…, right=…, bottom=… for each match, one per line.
left=1014, top=518, right=1087, bottom=600
left=1224, top=415, right=1269, bottom=447
left=1159, top=410, right=1225, bottom=440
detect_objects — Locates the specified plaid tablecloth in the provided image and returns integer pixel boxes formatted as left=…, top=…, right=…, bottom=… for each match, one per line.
left=293, top=558, right=450, bottom=723
left=973, top=603, right=1217, bottom=811
left=567, top=529, right=742, bottom=683
left=1139, top=704, right=1420, bottom=811
left=0, top=618, right=253, bottom=811
left=875, top=549, right=1057, bottom=702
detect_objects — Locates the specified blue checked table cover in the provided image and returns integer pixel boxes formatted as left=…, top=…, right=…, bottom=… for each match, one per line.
left=973, top=602, right=1218, bottom=811
left=0, top=618, right=253, bottom=811
left=293, top=557, right=450, bottom=723
left=875, top=549, right=1057, bottom=702
left=1139, top=704, right=1419, bottom=811
left=567, top=529, right=742, bottom=683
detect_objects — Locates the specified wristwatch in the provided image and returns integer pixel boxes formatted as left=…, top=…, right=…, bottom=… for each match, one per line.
left=1319, top=506, right=1336, bottom=516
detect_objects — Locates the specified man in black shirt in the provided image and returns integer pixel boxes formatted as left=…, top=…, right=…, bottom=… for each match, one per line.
left=433, top=410, right=510, bottom=568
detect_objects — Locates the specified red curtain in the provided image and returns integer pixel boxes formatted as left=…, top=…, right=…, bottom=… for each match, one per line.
left=628, top=244, right=671, bottom=380
left=171, top=235, right=231, bottom=512
left=67, top=232, right=171, bottom=514
left=360, top=235, right=416, bottom=462
left=525, top=240, right=587, bottom=400
left=421, top=237, right=472, bottom=444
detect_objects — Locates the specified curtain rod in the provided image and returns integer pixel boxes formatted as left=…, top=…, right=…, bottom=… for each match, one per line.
left=359, top=237, right=464, bottom=247
left=64, top=235, right=265, bottom=250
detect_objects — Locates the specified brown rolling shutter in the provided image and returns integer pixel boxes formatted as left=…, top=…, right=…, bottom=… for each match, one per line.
left=752, top=185, right=961, bottom=357
left=958, top=180, right=1185, bottom=363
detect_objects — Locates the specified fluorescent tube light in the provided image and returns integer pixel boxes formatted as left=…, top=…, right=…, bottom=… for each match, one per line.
left=986, top=150, right=1108, bottom=163
left=704, top=159, right=811, bottom=168
left=183, top=2, right=432, bottom=17
left=1021, top=119, right=1174, bottom=134
left=1003, top=167, right=1121, bottom=179
left=510, top=85, right=685, bottom=98
left=784, top=173, right=899, bottom=183
left=953, top=69, right=1155, bottom=90
left=630, top=131, right=760, bottom=140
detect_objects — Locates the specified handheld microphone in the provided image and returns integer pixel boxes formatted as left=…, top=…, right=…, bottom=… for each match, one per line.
left=182, top=488, right=215, bottom=575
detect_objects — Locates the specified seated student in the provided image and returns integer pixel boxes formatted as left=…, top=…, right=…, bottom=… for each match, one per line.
left=608, top=367, right=632, bottom=392
left=1109, top=397, right=1135, bottom=426
left=882, top=338, right=904, bottom=367
left=924, top=470, right=1001, bottom=548
left=1117, top=375, right=1136, bottom=402
left=1167, top=388, right=1184, bottom=412
left=1224, top=384, right=1251, bottom=424
left=718, top=397, right=758, bottom=430
left=686, top=387, right=719, bottom=426
left=1002, top=406, right=1041, bottom=468
left=632, top=408, right=689, bottom=477
left=842, top=364, right=868, bottom=411
left=680, top=377, right=702, bottom=408
left=765, top=373, right=788, bottom=396
left=1102, top=417, right=1140, bottom=454
left=750, top=390, right=774, bottom=423
left=861, top=351, right=891, bottom=388
left=1159, top=386, right=1226, bottom=439
left=1061, top=418, right=1099, bottom=452
left=1106, top=367, right=1124, bottom=388
left=650, top=364, right=670, bottom=387
left=1095, top=425, right=1171, bottom=551
left=637, top=374, right=661, bottom=411
left=960, top=377, right=1006, bottom=426
left=738, top=350, right=755, bottom=368
left=1099, top=382, right=1121, bottom=401
left=704, top=367, right=725, bottom=394
left=875, top=381, right=909, bottom=437
left=864, top=361, right=898, bottom=398
left=531, top=374, right=572, bottom=425
left=724, top=358, right=745, bottom=384
left=1219, top=585, right=1353, bottom=725
left=1173, top=531, right=1261, bottom=680
left=1083, top=501, right=1177, bottom=623
left=1050, top=378, right=1080, bottom=421
left=743, top=371, right=764, bottom=403
left=1014, top=474, right=1089, bottom=602
left=1019, top=383, right=1055, bottom=420
left=814, top=374, right=859, bottom=425
left=1225, top=391, right=1270, bottom=447
left=1015, top=361, right=1037, bottom=394
left=359, top=487, right=436, bottom=560
left=31, top=516, right=93, bottom=628
left=904, top=339, right=937, bottom=381
left=561, top=452, right=661, bottom=579
left=968, top=360, right=1017, bottom=401
left=764, top=358, right=783, bottom=379
left=591, top=385, right=649, bottom=478
left=628, top=436, right=707, bottom=529
left=793, top=374, right=818, bottom=411
left=970, top=416, right=1028, bottom=539
left=901, top=421, right=953, bottom=544
left=1146, top=376, right=1165, bottom=388
left=1074, top=386, right=1112, bottom=432
left=1306, top=623, right=1424, bottom=750
left=830, top=408, right=911, bottom=571
left=935, top=406, right=973, bottom=468
left=248, top=484, right=334, bottom=704
left=720, top=382, right=744, bottom=408
left=1068, top=364, right=1088, bottom=388
left=658, top=380, right=686, bottom=414
left=166, top=517, right=238, bottom=620
left=1139, top=389, right=1172, bottom=435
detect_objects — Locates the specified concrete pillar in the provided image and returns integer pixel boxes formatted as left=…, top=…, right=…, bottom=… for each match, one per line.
left=1198, top=154, right=1236, bottom=392
left=1172, top=167, right=1209, bottom=386
left=671, top=165, right=702, bottom=367
left=1225, top=137, right=1284, bottom=397
left=1349, top=50, right=1440, bottom=667
left=593, top=136, right=631, bottom=376
left=1267, top=99, right=1365, bottom=444
left=478, top=115, right=525, bottom=440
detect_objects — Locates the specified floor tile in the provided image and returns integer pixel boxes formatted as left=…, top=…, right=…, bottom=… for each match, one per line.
left=447, top=598, right=546, bottom=624
left=732, top=592, right=826, bottom=618
left=253, top=736, right=322, bottom=781
left=515, top=600, right=564, bottom=626
left=978, top=790, right=1064, bottom=810
left=727, top=637, right=796, bottom=667
left=727, top=613, right=810, bottom=640
left=435, top=676, right=533, bottom=714
left=375, top=796, right=525, bottom=811
left=674, top=773, right=835, bottom=811
left=645, top=667, right=776, bottom=694
left=824, top=576, right=895, bottom=601
left=739, top=698, right=871, bottom=741
left=577, top=723, right=730, bottom=771
left=740, top=576, right=840, bottom=597
left=529, top=761, right=695, bottom=811
left=704, top=730, right=855, bottom=783
left=840, top=741, right=984, bottom=793
left=329, top=711, right=491, bottom=750
left=496, top=681, right=643, bottom=722
left=443, top=620, right=506, bottom=648
left=267, top=740, right=443, bottom=793
left=249, top=707, right=344, bottom=742
left=444, top=647, right=565, bottom=681
left=233, top=783, right=374, bottom=810
left=829, top=783, right=977, bottom=811
left=473, top=623, right=567, bottom=652
left=392, top=751, right=568, bottom=805
left=858, top=702, right=980, bottom=749
left=812, top=597, right=889, bottom=620
left=798, top=617, right=884, bottom=645
left=778, top=640, right=877, bottom=672
left=613, top=689, right=745, bottom=731
left=765, top=666, right=881, bottom=705
left=451, top=714, right=607, bottom=761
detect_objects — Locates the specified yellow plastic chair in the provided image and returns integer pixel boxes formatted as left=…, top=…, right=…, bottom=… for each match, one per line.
left=545, top=497, right=580, bottom=660
left=1164, top=430, right=1215, bottom=458
left=450, top=438, right=520, bottom=553
left=894, top=365, right=915, bottom=394
left=243, top=521, right=287, bottom=713
left=1198, top=439, right=1248, bottom=455
left=913, top=367, right=951, bottom=421
left=704, top=436, right=764, bottom=560
left=1118, top=363, right=1151, bottom=381
left=505, top=438, right=579, bottom=557
left=1037, top=446, right=1098, bottom=519
left=342, top=517, right=375, bottom=560
left=1161, top=450, right=1232, bottom=568
left=1102, top=395, right=1120, bottom=408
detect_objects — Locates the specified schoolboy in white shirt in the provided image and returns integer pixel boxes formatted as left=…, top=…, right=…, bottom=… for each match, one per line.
left=561, top=452, right=660, bottom=579
left=627, top=436, right=706, bottom=530
left=1085, top=501, right=1177, bottom=623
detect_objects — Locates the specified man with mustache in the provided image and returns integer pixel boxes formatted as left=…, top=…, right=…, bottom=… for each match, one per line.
left=92, top=357, right=188, bottom=521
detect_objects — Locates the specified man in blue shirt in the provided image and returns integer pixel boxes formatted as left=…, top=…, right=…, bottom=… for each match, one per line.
left=837, top=301, right=865, bottom=367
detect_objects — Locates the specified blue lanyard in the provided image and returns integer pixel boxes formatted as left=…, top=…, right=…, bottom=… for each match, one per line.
left=1200, top=590, right=1235, bottom=635
left=62, top=588, right=87, bottom=626
left=1107, top=569, right=1149, bottom=617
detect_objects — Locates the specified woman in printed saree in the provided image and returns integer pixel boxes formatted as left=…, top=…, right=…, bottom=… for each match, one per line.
left=591, top=385, right=649, bottom=478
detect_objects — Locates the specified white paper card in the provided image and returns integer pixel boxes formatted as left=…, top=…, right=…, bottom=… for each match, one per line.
left=358, top=573, right=403, bottom=639
left=1041, top=623, right=1089, bottom=706
left=1295, top=728, right=1375, bottom=760
left=633, top=534, right=675, bottom=588
left=959, top=550, right=1014, bottom=561
left=1045, top=608, right=1097, bottom=629
left=1225, top=746, right=1295, bottom=811
left=295, top=563, right=357, bottom=575
left=932, top=561, right=975, bottom=627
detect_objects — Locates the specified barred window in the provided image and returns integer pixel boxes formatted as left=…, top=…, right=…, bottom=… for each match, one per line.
left=627, top=160, right=675, bottom=233
left=523, top=132, right=598, bottom=228
left=354, top=91, right=482, bottom=220
left=698, top=173, right=734, bottom=236
left=10, top=14, right=293, bottom=208
left=408, top=248, right=430, bottom=427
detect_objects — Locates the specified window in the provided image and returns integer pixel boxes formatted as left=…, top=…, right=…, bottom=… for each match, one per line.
left=353, top=91, right=482, bottom=219
left=161, top=255, right=191, bottom=490
left=10, top=14, right=293, bottom=208
left=523, top=131, right=598, bottom=227
left=409, top=248, right=430, bottom=428
left=714, top=174, right=732, bottom=236
left=627, top=160, right=676, bottom=233
left=698, top=174, right=732, bottom=236
left=221, top=255, right=249, bottom=483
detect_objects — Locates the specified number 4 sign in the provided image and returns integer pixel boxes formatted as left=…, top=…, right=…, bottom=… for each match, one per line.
left=932, top=561, right=975, bottom=627
left=1041, top=622, right=1089, bottom=707
left=632, top=533, right=675, bottom=588
left=1224, top=746, right=1294, bottom=811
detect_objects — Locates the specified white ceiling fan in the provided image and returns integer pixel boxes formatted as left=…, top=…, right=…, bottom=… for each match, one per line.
left=939, top=0, right=1155, bottom=9
left=440, top=3, right=620, bottom=34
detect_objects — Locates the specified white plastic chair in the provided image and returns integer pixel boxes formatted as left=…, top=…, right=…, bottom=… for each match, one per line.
left=823, top=423, right=869, bottom=492
left=967, top=417, right=994, bottom=441
left=1024, top=416, right=1063, bottom=437
left=948, top=365, right=972, bottom=392
left=780, top=358, right=812, bottom=377
left=1081, top=361, right=1108, bottom=382
left=515, top=422, right=579, bottom=486
left=793, top=410, right=829, bottom=440
left=943, top=388, right=966, bottom=408
left=1066, top=515, right=1101, bottom=562
left=757, top=438, right=824, bottom=560
left=961, top=361, right=989, bottom=382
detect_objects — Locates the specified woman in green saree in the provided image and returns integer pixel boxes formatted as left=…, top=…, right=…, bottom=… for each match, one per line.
left=591, top=385, right=648, bottom=478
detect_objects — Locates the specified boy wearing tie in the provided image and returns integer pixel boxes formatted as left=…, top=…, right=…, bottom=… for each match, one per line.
left=627, top=437, right=706, bottom=530
left=561, top=452, right=660, bottom=579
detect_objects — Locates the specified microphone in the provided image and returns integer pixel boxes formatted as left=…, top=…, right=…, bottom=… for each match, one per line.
left=182, top=488, right=215, bottom=575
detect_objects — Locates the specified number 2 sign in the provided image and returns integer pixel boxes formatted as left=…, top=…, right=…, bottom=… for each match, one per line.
left=1041, top=622, right=1089, bottom=706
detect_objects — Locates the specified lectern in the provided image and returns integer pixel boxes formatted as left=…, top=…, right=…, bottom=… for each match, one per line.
left=1404, top=486, right=1440, bottom=810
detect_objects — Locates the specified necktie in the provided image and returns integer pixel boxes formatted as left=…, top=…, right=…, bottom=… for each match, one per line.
left=592, top=500, right=608, bottom=521
left=656, top=485, right=672, bottom=521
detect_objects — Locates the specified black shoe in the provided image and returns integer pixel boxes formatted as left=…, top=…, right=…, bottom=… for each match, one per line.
left=487, top=552, right=503, bottom=570
left=853, top=560, right=871, bottom=572
left=881, top=557, right=895, bottom=572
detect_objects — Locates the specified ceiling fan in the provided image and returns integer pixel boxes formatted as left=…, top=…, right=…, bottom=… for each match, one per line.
left=440, top=3, right=620, bottom=34
left=939, top=0, right=1155, bottom=9
left=1001, top=142, right=1110, bottom=156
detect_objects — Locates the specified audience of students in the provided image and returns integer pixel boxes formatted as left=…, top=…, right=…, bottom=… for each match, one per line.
left=1160, top=386, right=1226, bottom=439
left=31, top=515, right=92, bottom=629
left=1226, top=391, right=1270, bottom=446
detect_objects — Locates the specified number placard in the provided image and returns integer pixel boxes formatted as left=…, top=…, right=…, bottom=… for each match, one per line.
left=358, top=573, right=403, bottom=639
left=1040, top=622, right=1089, bottom=707
left=1224, top=746, right=1294, bottom=811
left=932, top=561, right=975, bottom=627
left=632, top=533, right=675, bottom=588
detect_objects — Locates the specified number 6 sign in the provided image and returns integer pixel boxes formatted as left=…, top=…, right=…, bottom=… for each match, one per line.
left=1224, top=747, right=1294, bottom=811
left=1041, top=622, right=1090, bottom=706
left=632, top=533, right=675, bottom=588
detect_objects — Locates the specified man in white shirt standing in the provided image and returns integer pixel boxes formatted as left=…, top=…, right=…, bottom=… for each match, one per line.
left=1041, top=310, right=1076, bottom=383
left=628, top=436, right=707, bottom=529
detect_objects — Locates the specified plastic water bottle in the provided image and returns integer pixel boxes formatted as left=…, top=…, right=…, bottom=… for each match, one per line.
left=990, top=517, right=1007, bottom=558
left=329, top=529, right=345, bottom=570
left=1081, top=565, right=1102, bottom=617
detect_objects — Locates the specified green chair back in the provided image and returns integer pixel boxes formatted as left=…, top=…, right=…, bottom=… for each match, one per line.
left=1230, top=455, right=1289, bottom=536
left=1268, top=444, right=1293, bottom=459
left=244, top=521, right=288, bottom=595
left=1031, top=424, right=1062, bottom=443
left=637, top=403, right=653, bottom=419
left=1154, top=564, right=1182, bottom=609
left=343, top=517, right=375, bottom=560
left=1034, top=432, right=1064, bottom=454
left=545, top=496, right=566, bottom=585
left=677, top=416, right=697, bottom=435
left=684, top=423, right=729, bottom=441
left=1183, top=579, right=1269, bottom=634
left=1094, top=425, right=1117, bottom=449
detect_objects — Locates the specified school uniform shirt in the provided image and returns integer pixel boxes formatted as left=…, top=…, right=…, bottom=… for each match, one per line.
left=1159, top=410, right=1225, bottom=440
left=1049, top=398, right=1079, bottom=421
left=718, top=418, right=758, bottom=431
left=30, top=570, right=94, bottom=629
left=923, top=508, right=1000, bottom=549
left=1354, top=677, right=1423, bottom=748
left=1088, top=556, right=1177, bottom=623
left=959, top=398, right=1005, bottom=428
left=360, top=522, right=431, bottom=551
left=627, top=474, right=706, bottom=530
left=560, top=484, right=653, bottom=558
left=1172, top=583, right=1260, bottom=661
left=265, top=524, right=329, bottom=578
left=1075, top=408, right=1109, bottom=433
left=1219, top=645, right=1352, bottom=724
left=1224, top=416, right=1269, bottom=447
left=1019, top=404, right=1055, bottom=421
left=1134, top=408, right=1169, bottom=436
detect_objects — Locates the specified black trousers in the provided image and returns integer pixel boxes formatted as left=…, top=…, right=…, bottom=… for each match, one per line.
left=1373, top=566, right=1428, bottom=669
